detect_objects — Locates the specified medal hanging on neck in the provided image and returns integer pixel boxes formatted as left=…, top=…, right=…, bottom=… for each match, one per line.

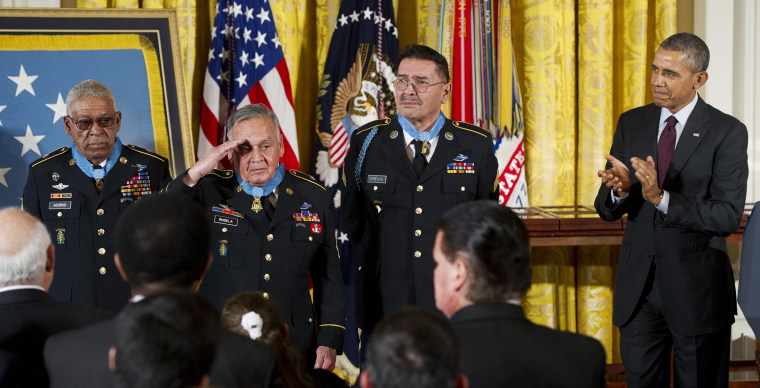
left=252, top=197, right=263, bottom=213
left=94, top=179, right=104, bottom=192
left=420, top=141, right=430, bottom=156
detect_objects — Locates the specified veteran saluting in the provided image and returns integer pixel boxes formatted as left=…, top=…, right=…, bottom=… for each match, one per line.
left=22, top=79, right=171, bottom=312
left=167, top=104, right=345, bottom=371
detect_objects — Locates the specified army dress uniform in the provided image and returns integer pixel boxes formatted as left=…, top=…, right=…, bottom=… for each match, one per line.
left=342, top=117, right=498, bottom=332
left=167, top=169, right=346, bottom=356
left=23, top=145, right=171, bottom=311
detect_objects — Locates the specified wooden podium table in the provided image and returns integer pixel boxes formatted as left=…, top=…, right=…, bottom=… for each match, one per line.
left=514, top=204, right=753, bottom=247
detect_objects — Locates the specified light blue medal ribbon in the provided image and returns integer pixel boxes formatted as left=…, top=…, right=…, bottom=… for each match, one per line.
left=71, top=137, right=123, bottom=179
left=236, top=163, right=285, bottom=197
left=398, top=111, right=446, bottom=141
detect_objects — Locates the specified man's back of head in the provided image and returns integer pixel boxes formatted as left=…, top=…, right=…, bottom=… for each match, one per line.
left=360, top=307, right=467, bottom=388
left=110, top=290, right=218, bottom=388
left=0, top=208, right=53, bottom=289
left=434, top=200, right=530, bottom=316
left=114, top=193, right=210, bottom=292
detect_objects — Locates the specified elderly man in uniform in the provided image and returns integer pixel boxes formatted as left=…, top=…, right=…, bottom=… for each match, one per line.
left=22, top=79, right=171, bottom=312
left=167, top=104, right=345, bottom=371
left=342, top=44, right=498, bottom=333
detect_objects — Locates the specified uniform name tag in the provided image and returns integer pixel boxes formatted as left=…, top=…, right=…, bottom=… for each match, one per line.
left=367, top=175, right=387, bottom=184
left=214, top=215, right=238, bottom=226
left=49, top=201, right=72, bottom=210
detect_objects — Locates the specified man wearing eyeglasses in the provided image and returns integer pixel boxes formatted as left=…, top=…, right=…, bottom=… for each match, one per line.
left=22, top=79, right=171, bottom=312
left=342, top=44, right=498, bottom=334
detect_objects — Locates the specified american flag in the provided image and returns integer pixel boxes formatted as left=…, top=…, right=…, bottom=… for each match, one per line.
left=0, top=48, right=160, bottom=208
left=199, top=0, right=299, bottom=170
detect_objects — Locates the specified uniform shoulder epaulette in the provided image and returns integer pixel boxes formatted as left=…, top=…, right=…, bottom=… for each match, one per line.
left=125, top=144, right=168, bottom=162
left=451, top=121, right=492, bottom=139
left=208, top=169, right=234, bottom=179
left=289, top=170, right=325, bottom=190
left=31, top=146, right=69, bottom=168
left=353, top=118, right=392, bottom=137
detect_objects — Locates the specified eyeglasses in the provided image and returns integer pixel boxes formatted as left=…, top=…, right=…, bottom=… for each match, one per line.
left=393, top=79, right=446, bottom=93
left=66, top=112, right=120, bottom=131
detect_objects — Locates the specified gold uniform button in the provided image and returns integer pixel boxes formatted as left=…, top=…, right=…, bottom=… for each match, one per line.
left=415, top=207, right=422, bottom=214
left=416, top=185, right=423, bottom=192
left=358, top=266, right=362, bottom=271
left=308, top=318, right=313, bottom=323
left=266, top=234, right=274, bottom=241
left=373, top=185, right=378, bottom=191
left=262, top=292, right=269, bottom=299
left=69, top=159, right=76, bottom=166
left=460, top=186, right=466, bottom=192
left=265, top=254, right=272, bottom=261
left=57, top=212, right=63, bottom=217
left=97, top=229, right=105, bottom=236
left=99, top=267, right=106, bottom=275
left=96, top=208, right=104, bottom=216
left=308, top=236, right=313, bottom=242
left=98, top=248, right=106, bottom=255
left=222, top=227, right=228, bottom=233
left=414, top=229, right=421, bottom=237
left=264, top=274, right=271, bottom=281
left=414, top=251, right=421, bottom=258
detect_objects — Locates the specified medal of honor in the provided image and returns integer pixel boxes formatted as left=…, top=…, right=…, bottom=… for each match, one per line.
left=252, top=197, right=263, bottom=213
left=421, top=141, right=430, bottom=156
left=95, top=179, right=104, bottom=192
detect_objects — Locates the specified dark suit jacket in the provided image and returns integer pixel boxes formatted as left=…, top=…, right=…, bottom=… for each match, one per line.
left=594, top=97, right=748, bottom=336
left=342, top=118, right=498, bottom=331
left=44, top=318, right=276, bottom=388
left=167, top=169, right=346, bottom=355
left=451, top=303, right=606, bottom=388
left=23, top=145, right=171, bottom=311
left=0, top=288, right=111, bottom=387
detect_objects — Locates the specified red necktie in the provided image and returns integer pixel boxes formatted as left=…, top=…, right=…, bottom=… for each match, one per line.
left=657, top=116, right=677, bottom=188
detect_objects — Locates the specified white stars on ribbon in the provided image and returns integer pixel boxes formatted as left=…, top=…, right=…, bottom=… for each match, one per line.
left=8, top=65, right=38, bottom=97
left=45, top=93, right=67, bottom=124
left=14, top=125, right=45, bottom=157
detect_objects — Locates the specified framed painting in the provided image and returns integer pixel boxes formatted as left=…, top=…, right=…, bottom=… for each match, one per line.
left=0, top=8, right=193, bottom=206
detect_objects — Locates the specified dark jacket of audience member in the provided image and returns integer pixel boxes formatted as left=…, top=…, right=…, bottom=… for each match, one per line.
left=434, top=201, right=606, bottom=388
left=0, top=208, right=111, bottom=388
left=44, top=193, right=275, bottom=388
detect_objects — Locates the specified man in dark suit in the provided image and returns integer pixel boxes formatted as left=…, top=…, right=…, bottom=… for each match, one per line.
left=0, top=208, right=111, bottom=388
left=595, top=32, right=748, bottom=387
left=23, top=79, right=172, bottom=312
left=359, top=307, right=468, bottom=388
left=342, top=44, right=498, bottom=333
left=44, top=193, right=275, bottom=388
left=167, top=104, right=345, bottom=370
left=434, top=200, right=606, bottom=388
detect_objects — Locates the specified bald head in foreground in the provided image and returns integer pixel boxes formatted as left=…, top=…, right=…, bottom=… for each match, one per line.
left=434, top=201, right=606, bottom=388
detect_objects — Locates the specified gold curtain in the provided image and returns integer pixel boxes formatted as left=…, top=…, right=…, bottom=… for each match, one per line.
left=77, top=0, right=676, bottom=365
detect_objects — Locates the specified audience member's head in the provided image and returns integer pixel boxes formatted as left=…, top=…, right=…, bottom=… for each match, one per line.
left=0, top=208, right=54, bottom=290
left=221, top=292, right=317, bottom=388
left=110, top=291, right=219, bottom=388
left=113, top=193, right=210, bottom=294
left=360, top=307, right=467, bottom=388
left=433, top=200, right=531, bottom=317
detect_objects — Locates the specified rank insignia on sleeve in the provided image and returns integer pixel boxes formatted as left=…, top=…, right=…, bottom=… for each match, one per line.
left=218, top=240, right=228, bottom=256
left=446, top=162, right=475, bottom=174
left=310, top=223, right=323, bottom=234
left=120, top=172, right=152, bottom=197
left=55, top=229, right=65, bottom=245
left=50, top=193, right=72, bottom=199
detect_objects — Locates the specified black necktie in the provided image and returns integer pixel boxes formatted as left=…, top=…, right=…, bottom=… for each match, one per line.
left=411, top=140, right=428, bottom=178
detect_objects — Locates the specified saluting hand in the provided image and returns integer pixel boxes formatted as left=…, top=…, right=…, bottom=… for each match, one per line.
left=183, top=139, right=246, bottom=186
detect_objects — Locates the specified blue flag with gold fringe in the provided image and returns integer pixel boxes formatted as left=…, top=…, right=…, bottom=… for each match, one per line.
left=311, top=0, right=399, bottom=381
